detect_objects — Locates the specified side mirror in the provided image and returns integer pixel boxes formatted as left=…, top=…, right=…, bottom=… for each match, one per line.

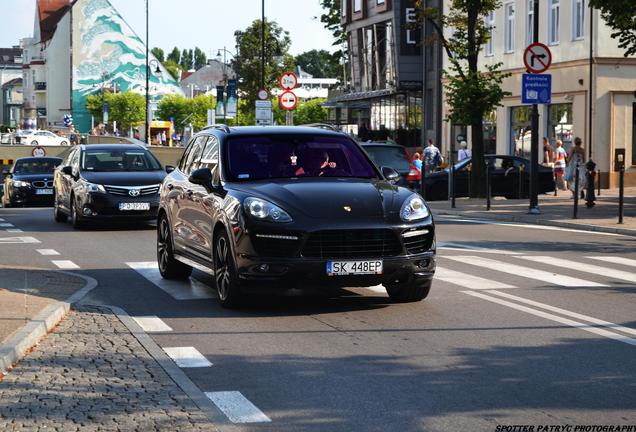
left=189, top=167, right=213, bottom=192
left=381, top=166, right=400, bottom=183
left=165, top=165, right=175, bottom=174
left=61, top=166, right=73, bottom=176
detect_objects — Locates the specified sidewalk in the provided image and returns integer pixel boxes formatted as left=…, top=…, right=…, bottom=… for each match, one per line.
left=428, top=187, right=636, bottom=236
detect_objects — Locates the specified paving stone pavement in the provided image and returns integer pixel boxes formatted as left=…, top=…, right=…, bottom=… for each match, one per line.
left=0, top=305, right=219, bottom=432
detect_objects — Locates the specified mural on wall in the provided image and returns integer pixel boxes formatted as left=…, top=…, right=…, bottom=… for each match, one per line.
left=71, top=0, right=183, bottom=132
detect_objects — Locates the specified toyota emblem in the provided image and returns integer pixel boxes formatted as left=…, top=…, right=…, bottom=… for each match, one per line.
left=129, top=188, right=140, bottom=197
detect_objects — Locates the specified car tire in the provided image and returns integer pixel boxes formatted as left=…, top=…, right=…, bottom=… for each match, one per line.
left=31, top=140, right=38, bottom=146
left=385, top=279, right=432, bottom=303
left=213, top=229, right=244, bottom=308
left=70, top=196, right=84, bottom=229
left=157, top=214, right=192, bottom=279
left=60, top=141, right=69, bottom=146
left=53, top=195, right=67, bottom=222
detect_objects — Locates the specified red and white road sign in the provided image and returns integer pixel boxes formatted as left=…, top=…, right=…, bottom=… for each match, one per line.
left=257, top=89, right=269, bottom=100
left=279, top=72, right=298, bottom=90
left=279, top=90, right=298, bottom=110
left=31, top=146, right=46, bottom=157
left=523, top=42, right=552, bottom=74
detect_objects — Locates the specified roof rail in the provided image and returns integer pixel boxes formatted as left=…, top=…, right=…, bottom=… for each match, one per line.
left=202, top=124, right=231, bottom=133
left=301, top=123, right=342, bottom=132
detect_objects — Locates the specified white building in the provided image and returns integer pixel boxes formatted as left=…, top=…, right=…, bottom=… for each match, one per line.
left=440, top=0, right=636, bottom=188
left=0, top=47, right=24, bottom=127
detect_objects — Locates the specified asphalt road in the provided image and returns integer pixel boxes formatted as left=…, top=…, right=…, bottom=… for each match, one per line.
left=1, top=206, right=635, bottom=432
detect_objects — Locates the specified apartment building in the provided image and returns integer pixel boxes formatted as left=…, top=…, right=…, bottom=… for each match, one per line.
left=0, top=47, right=23, bottom=127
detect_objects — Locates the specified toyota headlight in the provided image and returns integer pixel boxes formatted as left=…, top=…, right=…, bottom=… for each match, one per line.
left=13, top=180, right=30, bottom=187
left=400, top=194, right=430, bottom=221
left=79, top=181, right=106, bottom=194
left=244, top=197, right=292, bottom=223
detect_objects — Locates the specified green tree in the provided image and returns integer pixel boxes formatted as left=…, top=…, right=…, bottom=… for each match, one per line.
left=156, top=94, right=215, bottom=132
left=167, top=47, right=181, bottom=64
left=163, top=59, right=181, bottom=80
left=85, top=91, right=145, bottom=130
left=233, top=19, right=295, bottom=121
left=293, top=98, right=328, bottom=125
left=589, top=0, right=636, bottom=56
left=151, top=47, right=164, bottom=63
left=319, top=0, right=346, bottom=47
left=295, top=50, right=340, bottom=78
left=194, top=47, right=207, bottom=70
left=416, top=0, right=510, bottom=197
left=180, top=48, right=193, bottom=70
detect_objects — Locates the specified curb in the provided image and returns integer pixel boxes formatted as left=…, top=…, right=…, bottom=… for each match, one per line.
left=432, top=208, right=636, bottom=237
left=0, top=272, right=98, bottom=374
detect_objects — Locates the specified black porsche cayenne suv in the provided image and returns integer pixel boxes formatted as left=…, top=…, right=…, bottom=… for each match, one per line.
left=157, top=125, right=436, bottom=308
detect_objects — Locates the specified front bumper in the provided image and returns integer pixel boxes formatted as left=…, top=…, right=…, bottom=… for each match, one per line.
left=75, top=192, right=160, bottom=221
left=8, top=186, right=55, bottom=206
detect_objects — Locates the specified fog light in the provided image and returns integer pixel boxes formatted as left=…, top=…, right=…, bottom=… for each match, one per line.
left=258, top=264, right=270, bottom=272
left=83, top=207, right=92, bottom=216
left=416, top=259, right=429, bottom=269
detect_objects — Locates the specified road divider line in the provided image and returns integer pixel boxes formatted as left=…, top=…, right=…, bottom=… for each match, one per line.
left=588, top=256, right=636, bottom=269
left=6, top=229, right=23, bottom=233
left=36, top=249, right=60, bottom=256
left=132, top=316, right=173, bottom=333
left=462, top=290, right=636, bottom=346
left=519, top=256, right=636, bottom=284
left=444, top=255, right=606, bottom=287
left=436, top=217, right=619, bottom=236
left=205, top=391, right=271, bottom=423
left=0, top=236, right=40, bottom=244
left=163, top=346, right=213, bottom=368
left=435, top=267, right=517, bottom=289
left=51, top=260, right=80, bottom=270
left=126, top=261, right=216, bottom=300
left=485, top=290, right=636, bottom=337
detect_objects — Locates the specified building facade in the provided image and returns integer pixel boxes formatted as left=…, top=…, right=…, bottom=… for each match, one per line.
left=442, top=0, right=636, bottom=187
left=21, top=0, right=183, bottom=133
left=0, top=47, right=23, bottom=127
left=2, top=78, right=23, bottom=128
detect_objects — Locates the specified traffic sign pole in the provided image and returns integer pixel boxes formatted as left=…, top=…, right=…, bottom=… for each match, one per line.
left=529, top=0, right=541, bottom=215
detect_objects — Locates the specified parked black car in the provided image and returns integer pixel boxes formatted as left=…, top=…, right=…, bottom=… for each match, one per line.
left=53, top=144, right=166, bottom=227
left=359, top=141, right=420, bottom=189
left=423, top=155, right=555, bottom=200
left=157, top=126, right=436, bottom=308
left=2, top=157, right=62, bottom=207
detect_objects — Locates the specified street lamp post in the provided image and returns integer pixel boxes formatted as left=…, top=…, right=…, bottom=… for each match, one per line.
left=261, top=0, right=265, bottom=91
left=145, top=0, right=149, bottom=145
left=529, top=0, right=540, bottom=214
left=216, top=47, right=239, bottom=125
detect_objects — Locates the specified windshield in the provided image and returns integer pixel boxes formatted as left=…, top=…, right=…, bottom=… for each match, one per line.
left=226, top=135, right=378, bottom=181
left=81, top=149, right=161, bottom=172
left=363, top=146, right=410, bottom=172
left=13, top=159, right=60, bottom=175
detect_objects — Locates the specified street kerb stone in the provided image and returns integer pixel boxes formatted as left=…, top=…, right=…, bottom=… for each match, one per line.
left=0, top=266, right=97, bottom=374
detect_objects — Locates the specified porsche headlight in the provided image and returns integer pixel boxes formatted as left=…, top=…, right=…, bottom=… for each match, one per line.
left=400, top=194, right=430, bottom=221
left=244, top=197, right=292, bottom=223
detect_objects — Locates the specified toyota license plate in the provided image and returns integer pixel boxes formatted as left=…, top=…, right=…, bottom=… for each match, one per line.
left=119, top=202, right=150, bottom=211
left=326, top=260, right=383, bottom=276
left=35, top=189, right=53, bottom=195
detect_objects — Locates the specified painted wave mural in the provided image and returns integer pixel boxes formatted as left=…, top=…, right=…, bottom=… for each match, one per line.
left=72, top=0, right=183, bottom=132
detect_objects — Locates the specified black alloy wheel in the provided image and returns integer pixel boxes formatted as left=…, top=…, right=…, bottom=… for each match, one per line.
left=213, top=230, right=243, bottom=308
left=384, top=279, right=432, bottom=303
left=70, top=196, right=83, bottom=229
left=157, top=215, right=191, bottom=279
left=53, top=193, right=67, bottom=222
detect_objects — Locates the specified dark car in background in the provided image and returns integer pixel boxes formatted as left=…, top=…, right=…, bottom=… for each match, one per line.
left=423, top=155, right=555, bottom=200
left=157, top=126, right=436, bottom=308
left=2, top=157, right=62, bottom=207
left=53, top=144, right=167, bottom=228
left=360, top=141, right=420, bottom=189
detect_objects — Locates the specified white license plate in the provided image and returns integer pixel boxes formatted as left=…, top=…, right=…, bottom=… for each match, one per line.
left=118, top=202, right=150, bottom=211
left=35, top=188, right=53, bottom=195
left=326, top=260, right=383, bottom=276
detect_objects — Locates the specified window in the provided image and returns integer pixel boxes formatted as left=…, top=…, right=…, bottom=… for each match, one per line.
left=505, top=2, right=515, bottom=53
left=527, top=0, right=535, bottom=44
left=548, top=0, right=560, bottom=45
left=183, top=136, right=206, bottom=175
left=341, top=0, right=347, bottom=17
left=354, top=0, right=362, bottom=13
left=572, top=0, right=584, bottom=40
left=485, top=12, right=495, bottom=56
left=377, top=0, right=385, bottom=4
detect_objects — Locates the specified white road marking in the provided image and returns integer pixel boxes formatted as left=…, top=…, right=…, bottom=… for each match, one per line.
left=589, top=256, right=636, bottom=268
left=163, top=346, right=213, bottom=368
left=132, top=316, right=173, bottom=332
left=0, top=223, right=14, bottom=227
left=435, top=266, right=517, bottom=289
left=437, top=241, right=522, bottom=255
left=519, top=256, right=636, bottom=284
left=444, top=255, right=606, bottom=287
left=0, top=236, right=40, bottom=244
left=36, top=249, right=60, bottom=256
left=205, top=391, right=271, bottom=423
left=51, top=260, right=80, bottom=270
left=463, top=290, right=636, bottom=347
left=437, top=217, right=620, bottom=236
left=126, top=261, right=216, bottom=300
left=486, top=290, right=636, bottom=337
left=5, top=229, right=22, bottom=233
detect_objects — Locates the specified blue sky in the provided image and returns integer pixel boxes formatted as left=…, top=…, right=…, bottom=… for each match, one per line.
left=0, top=0, right=337, bottom=56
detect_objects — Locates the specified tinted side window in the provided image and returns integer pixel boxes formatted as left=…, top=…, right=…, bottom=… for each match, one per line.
left=178, top=138, right=196, bottom=172
left=63, top=148, right=77, bottom=166
left=183, top=136, right=206, bottom=176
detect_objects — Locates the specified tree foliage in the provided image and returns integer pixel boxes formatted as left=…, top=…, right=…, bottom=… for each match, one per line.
left=163, top=60, right=181, bottom=80
left=319, top=0, right=346, bottom=47
left=194, top=47, right=207, bottom=70
left=156, top=94, right=215, bottom=132
left=233, top=19, right=295, bottom=121
left=295, top=50, right=341, bottom=78
left=293, top=98, right=328, bottom=125
left=180, top=49, right=193, bottom=70
left=85, top=91, right=146, bottom=131
left=151, top=47, right=164, bottom=63
left=167, top=47, right=181, bottom=64
left=416, top=0, right=510, bottom=197
left=589, top=0, right=636, bottom=57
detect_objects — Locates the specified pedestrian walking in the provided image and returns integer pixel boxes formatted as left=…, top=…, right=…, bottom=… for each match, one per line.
left=423, top=139, right=442, bottom=173
left=412, top=152, right=422, bottom=172
left=543, top=137, right=556, bottom=166
left=554, top=140, right=567, bottom=190
left=565, top=137, right=586, bottom=199
left=458, top=141, right=470, bottom=161
left=161, top=131, right=167, bottom=147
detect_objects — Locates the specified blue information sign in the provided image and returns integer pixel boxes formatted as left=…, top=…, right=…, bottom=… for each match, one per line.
left=522, top=73, right=552, bottom=104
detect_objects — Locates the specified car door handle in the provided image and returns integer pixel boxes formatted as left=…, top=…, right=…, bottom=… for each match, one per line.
left=166, top=183, right=174, bottom=190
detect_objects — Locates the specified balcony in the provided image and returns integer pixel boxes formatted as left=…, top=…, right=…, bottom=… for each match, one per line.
left=35, top=82, right=47, bottom=91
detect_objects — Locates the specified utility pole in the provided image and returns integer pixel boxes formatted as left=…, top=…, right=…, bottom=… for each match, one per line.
left=528, top=0, right=540, bottom=214
left=588, top=3, right=594, bottom=160
left=260, top=0, right=265, bottom=91
left=144, top=0, right=149, bottom=145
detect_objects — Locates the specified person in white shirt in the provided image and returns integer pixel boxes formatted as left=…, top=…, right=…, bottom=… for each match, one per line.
left=457, top=141, right=470, bottom=161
